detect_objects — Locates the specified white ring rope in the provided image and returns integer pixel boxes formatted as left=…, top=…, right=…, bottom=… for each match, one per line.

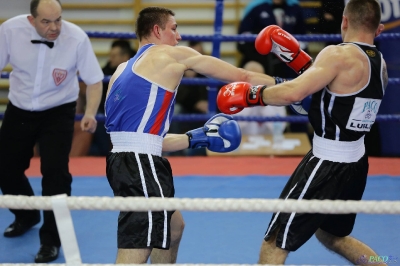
left=0, top=264, right=293, bottom=266
left=0, top=195, right=399, bottom=214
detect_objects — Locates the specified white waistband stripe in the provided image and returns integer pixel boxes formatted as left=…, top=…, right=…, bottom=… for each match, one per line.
left=110, top=132, right=163, bottom=156
left=312, top=134, right=365, bottom=163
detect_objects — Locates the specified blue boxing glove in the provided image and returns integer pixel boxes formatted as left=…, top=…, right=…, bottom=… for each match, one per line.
left=289, top=95, right=312, bottom=116
left=186, top=114, right=241, bottom=153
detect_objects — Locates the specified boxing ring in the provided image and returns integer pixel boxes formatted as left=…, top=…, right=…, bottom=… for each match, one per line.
left=1, top=0, right=400, bottom=265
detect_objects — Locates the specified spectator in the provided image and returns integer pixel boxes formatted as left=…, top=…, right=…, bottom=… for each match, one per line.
left=318, top=0, right=346, bottom=45
left=319, top=0, right=345, bottom=34
left=237, top=0, right=308, bottom=79
left=0, top=0, right=103, bottom=263
left=71, top=39, right=136, bottom=156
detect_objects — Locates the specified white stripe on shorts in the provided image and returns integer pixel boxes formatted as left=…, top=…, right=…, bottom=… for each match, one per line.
left=281, top=158, right=323, bottom=249
left=264, top=183, right=298, bottom=238
left=135, top=153, right=153, bottom=247
left=148, top=154, right=168, bottom=248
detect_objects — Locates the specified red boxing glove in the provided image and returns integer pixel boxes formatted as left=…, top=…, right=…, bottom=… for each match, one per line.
left=217, top=82, right=266, bottom=115
left=255, top=25, right=312, bottom=74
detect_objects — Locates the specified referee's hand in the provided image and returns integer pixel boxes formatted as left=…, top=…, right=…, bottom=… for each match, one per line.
left=81, top=115, right=97, bottom=133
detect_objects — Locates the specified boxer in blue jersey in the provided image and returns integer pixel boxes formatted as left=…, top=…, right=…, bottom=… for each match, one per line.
left=217, top=0, right=388, bottom=264
left=104, top=6, right=280, bottom=264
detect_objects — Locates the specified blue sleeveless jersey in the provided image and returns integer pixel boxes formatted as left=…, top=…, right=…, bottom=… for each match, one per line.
left=105, top=44, right=178, bottom=137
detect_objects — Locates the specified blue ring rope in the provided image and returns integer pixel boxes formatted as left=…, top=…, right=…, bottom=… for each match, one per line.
left=1, top=113, right=398, bottom=123
left=70, top=114, right=400, bottom=123
left=2, top=73, right=400, bottom=86
left=84, top=31, right=400, bottom=42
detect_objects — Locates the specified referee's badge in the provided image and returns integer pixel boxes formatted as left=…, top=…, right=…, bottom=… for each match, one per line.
left=53, top=68, right=67, bottom=86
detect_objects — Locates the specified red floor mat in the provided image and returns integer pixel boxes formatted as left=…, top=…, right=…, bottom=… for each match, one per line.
left=26, top=156, right=400, bottom=177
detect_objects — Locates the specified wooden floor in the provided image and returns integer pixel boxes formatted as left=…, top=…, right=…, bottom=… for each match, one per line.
left=25, top=156, right=400, bottom=177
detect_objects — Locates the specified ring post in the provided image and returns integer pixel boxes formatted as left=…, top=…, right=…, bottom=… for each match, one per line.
left=208, top=0, right=224, bottom=114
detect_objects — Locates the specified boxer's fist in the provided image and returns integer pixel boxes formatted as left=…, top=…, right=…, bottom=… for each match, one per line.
left=217, top=82, right=266, bottom=115
left=255, top=25, right=286, bottom=55
left=186, top=114, right=241, bottom=153
left=255, top=25, right=312, bottom=74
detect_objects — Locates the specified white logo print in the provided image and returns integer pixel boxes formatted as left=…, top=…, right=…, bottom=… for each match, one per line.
left=222, top=83, right=241, bottom=112
left=277, top=32, right=291, bottom=40
left=223, top=83, right=236, bottom=97
left=346, top=97, right=381, bottom=132
left=271, top=42, right=294, bottom=62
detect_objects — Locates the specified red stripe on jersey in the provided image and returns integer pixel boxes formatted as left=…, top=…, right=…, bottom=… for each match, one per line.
left=149, top=91, right=174, bottom=135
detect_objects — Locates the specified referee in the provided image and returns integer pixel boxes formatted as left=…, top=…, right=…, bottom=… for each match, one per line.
left=0, top=0, right=103, bottom=263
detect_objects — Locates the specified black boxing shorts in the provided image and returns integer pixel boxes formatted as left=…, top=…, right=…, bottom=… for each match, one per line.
left=106, top=152, right=175, bottom=249
left=264, top=150, right=368, bottom=251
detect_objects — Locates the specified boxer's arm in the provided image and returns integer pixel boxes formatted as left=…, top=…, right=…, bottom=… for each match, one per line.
left=274, top=77, right=311, bottom=116
left=261, top=46, right=339, bottom=106
left=163, top=134, right=189, bottom=152
left=163, top=114, right=242, bottom=153
left=171, top=46, right=276, bottom=87
left=382, top=59, right=388, bottom=89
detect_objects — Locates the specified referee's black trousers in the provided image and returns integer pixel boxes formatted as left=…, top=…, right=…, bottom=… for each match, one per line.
left=0, top=101, right=75, bottom=247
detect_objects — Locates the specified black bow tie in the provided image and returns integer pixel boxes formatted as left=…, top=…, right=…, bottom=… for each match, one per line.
left=31, top=40, right=54, bottom=48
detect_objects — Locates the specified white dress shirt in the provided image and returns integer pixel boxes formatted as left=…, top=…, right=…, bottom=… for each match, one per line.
left=0, top=14, right=104, bottom=111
